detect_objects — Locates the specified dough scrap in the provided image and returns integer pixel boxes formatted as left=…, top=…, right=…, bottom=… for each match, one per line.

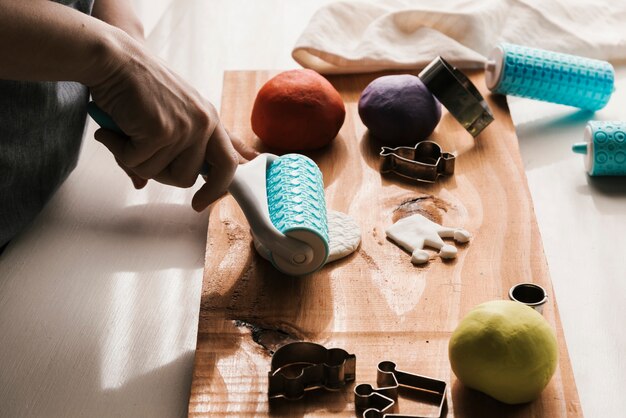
left=386, top=214, right=470, bottom=264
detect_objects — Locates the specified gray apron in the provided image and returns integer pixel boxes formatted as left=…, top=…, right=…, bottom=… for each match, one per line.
left=0, top=0, right=95, bottom=247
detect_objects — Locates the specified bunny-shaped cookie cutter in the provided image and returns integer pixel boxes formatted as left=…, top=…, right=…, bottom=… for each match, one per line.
left=379, top=141, right=455, bottom=183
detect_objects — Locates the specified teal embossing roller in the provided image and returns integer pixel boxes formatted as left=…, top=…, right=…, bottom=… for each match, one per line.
left=485, top=43, right=614, bottom=111
left=87, top=102, right=329, bottom=275
left=572, top=121, right=626, bottom=176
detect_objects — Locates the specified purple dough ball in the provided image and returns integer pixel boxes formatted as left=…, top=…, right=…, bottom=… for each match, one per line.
left=358, top=75, right=441, bottom=145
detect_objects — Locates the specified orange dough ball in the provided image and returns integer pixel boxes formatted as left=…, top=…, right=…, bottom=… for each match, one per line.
left=251, top=69, right=345, bottom=151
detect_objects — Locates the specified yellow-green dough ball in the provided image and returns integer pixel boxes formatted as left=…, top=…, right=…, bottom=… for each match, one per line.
left=448, top=300, right=558, bottom=404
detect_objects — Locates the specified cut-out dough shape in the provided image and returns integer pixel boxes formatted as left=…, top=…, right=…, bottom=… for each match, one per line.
left=386, top=214, right=470, bottom=264
left=254, top=210, right=361, bottom=266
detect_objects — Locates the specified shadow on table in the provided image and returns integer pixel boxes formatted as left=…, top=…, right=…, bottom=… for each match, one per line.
left=581, top=175, right=626, bottom=196
left=268, top=387, right=354, bottom=417
left=451, top=380, right=529, bottom=418
left=576, top=175, right=626, bottom=215
left=515, top=108, right=593, bottom=171
left=515, top=109, right=594, bottom=139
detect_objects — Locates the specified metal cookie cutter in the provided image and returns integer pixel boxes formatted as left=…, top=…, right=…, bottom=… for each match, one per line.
left=268, top=342, right=356, bottom=400
left=509, top=283, right=548, bottom=314
left=354, top=361, right=447, bottom=418
left=419, top=56, right=494, bottom=137
left=380, top=141, right=455, bottom=183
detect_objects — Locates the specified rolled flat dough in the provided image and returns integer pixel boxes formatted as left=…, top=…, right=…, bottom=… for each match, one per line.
left=326, top=210, right=361, bottom=263
left=253, top=210, right=361, bottom=267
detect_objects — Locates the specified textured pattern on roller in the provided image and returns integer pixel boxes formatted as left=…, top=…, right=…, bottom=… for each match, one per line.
left=326, top=211, right=361, bottom=263
left=266, top=154, right=329, bottom=243
left=494, top=43, right=614, bottom=111
left=589, top=121, right=626, bottom=175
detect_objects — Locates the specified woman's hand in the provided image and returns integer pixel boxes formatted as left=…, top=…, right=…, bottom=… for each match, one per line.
left=88, top=30, right=245, bottom=209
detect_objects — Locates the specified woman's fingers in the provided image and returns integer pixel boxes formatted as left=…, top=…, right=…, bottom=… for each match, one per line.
left=94, top=126, right=166, bottom=170
left=228, top=129, right=259, bottom=163
left=191, top=124, right=239, bottom=211
left=115, top=157, right=149, bottom=189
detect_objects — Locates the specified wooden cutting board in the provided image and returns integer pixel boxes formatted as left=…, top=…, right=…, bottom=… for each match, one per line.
left=188, top=70, right=582, bottom=417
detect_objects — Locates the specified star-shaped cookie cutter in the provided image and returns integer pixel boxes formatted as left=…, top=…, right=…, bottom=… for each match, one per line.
left=379, top=141, right=455, bottom=183
left=354, top=361, right=447, bottom=418
left=268, top=342, right=356, bottom=400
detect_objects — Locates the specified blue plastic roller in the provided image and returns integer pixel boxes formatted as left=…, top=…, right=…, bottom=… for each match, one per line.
left=485, top=43, right=614, bottom=111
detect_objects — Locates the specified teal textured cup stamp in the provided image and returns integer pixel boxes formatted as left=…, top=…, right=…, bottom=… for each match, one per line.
left=572, top=121, right=626, bottom=176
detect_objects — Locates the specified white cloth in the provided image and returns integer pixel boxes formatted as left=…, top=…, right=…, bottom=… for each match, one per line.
left=292, top=0, right=626, bottom=74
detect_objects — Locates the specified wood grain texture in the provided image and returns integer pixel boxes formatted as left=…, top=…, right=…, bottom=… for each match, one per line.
left=189, top=70, right=582, bottom=417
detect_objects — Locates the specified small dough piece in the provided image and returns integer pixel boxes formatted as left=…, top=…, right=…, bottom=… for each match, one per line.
left=326, top=210, right=361, bottom=263
left=386, top=214, right=470, bottom=265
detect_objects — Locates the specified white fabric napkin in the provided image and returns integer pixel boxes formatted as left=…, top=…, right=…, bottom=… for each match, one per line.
left=292, top=0, right=626, bottom=74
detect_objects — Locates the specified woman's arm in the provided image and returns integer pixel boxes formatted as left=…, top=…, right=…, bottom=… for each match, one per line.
left=0, top=0, right=239, bottom=210
left=92, top=0, right=144, bottom=42
left=0, top=0, right=120, bottom=84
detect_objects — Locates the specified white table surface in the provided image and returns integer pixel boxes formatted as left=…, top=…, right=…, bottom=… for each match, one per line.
left=0, top=1, right=623, bottom=417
